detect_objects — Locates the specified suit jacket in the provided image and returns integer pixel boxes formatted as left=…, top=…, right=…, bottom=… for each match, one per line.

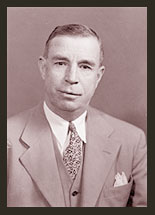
left=7, top=103, right=147, bottom=207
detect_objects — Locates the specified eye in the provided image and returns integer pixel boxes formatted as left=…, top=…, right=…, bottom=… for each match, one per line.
left=80, top=65, right=92, bottom=70
left=55, top=62, right=67, bottom=66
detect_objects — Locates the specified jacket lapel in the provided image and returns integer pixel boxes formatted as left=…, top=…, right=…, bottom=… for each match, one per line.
left=19, top=103, right=65, bottom=207
left=80, top=107, right=121, bottom=207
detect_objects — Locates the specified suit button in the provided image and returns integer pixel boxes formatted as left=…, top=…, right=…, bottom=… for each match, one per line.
left=72, top=191, right=78, bottom=196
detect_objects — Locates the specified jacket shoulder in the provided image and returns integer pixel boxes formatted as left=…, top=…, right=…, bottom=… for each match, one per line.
left=7, top=107, right=36, bottom=140
left=89, top=106, right=145, bottom=138
left=8, top=108, right=32, bottom=127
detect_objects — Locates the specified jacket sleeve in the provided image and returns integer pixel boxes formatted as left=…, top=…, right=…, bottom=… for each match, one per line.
left=130, top=130, right=147, bottom=207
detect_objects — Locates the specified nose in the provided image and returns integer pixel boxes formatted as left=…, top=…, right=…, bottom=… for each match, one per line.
left=65, top=65, right=79, bottom=85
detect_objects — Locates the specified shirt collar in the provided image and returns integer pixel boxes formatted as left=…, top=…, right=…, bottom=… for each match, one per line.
left=43, top=101, right=87, bottom=146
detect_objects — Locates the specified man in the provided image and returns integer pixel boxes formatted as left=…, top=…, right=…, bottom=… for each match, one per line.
left=7, top=24, right=147, bottom=207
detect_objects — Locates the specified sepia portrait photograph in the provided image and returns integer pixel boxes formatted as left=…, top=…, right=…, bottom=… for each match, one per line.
left=7, top=7, right=147, bottom=207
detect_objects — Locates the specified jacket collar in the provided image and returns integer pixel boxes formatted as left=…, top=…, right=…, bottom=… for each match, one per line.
left=20, top=103, right=121, bottom=207
left=20, top=103, right=66, bottom=207
left=80, top=106, right=121, bottom=206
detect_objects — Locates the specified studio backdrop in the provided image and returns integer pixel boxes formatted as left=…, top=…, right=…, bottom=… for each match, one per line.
left=7, top=7, right=147, bottom=134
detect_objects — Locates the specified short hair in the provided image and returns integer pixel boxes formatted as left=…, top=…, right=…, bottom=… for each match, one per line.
left=43, top=24, right=104, bottom=66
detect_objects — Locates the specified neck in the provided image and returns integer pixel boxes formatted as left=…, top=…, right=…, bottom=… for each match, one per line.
left=45, top=101, right=88, bottom=122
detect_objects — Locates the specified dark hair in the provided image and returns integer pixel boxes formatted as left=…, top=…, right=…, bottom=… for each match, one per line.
left=43, top=24, right=104, bottom=66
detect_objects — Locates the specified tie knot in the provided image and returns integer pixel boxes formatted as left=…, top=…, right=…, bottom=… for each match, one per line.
left=69, top=122, right=76, bottom=132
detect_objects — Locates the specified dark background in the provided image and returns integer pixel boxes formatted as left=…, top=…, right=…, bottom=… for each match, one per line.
left=7, top=7, right=147, bottom=134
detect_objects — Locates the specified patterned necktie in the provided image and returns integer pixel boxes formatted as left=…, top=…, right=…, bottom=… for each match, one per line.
left=63, top=122, right=83, bottom=180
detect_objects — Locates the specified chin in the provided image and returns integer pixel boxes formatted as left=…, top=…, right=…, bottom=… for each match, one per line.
left=60, top=105, right=79, bottom=112
left=58, top=102, right=84, bottom=113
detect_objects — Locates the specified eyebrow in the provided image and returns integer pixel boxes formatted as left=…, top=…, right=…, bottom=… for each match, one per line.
left=51, top=55, right=70, bottom=62
left=51, top=55, right=96, bottom=67
left=78, top=60, right=96, bottom=67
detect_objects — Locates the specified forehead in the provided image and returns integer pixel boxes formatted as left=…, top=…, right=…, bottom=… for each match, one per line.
left=47, top=35, right=100, bottom=61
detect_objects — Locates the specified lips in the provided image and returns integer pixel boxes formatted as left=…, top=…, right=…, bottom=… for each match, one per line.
left=58, top=90, right=82, bottom=96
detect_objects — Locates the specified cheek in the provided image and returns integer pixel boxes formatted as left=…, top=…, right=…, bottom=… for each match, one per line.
left=81, top=76, right=98, bottom=93
left=44, top=77, right=55, bottom=95
left=45, top=72, right=61, bottom=88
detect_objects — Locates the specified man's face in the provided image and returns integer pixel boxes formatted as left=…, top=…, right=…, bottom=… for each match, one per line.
left=39, top=35, right=104, bottom=118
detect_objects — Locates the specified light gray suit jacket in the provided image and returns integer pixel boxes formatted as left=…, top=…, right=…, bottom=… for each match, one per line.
left=7, top=103, right=147, bottom=207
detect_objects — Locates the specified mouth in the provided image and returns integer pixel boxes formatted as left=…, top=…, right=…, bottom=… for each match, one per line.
left=58, top=90, right=82, bottom=97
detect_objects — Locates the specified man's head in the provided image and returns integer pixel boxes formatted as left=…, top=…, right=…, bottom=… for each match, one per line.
left=43, top=24, right=104, bottom=67
left=38, top=24, right=105, bottom=121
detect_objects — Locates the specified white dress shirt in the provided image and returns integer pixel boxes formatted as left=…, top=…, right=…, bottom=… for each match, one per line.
left=43, top=102, right=87, bottom=156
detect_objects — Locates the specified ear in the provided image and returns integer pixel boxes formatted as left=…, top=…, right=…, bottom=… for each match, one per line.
left=38, top=56, right=48, bottom=80
left=96, top=65, right=105, bottom=87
